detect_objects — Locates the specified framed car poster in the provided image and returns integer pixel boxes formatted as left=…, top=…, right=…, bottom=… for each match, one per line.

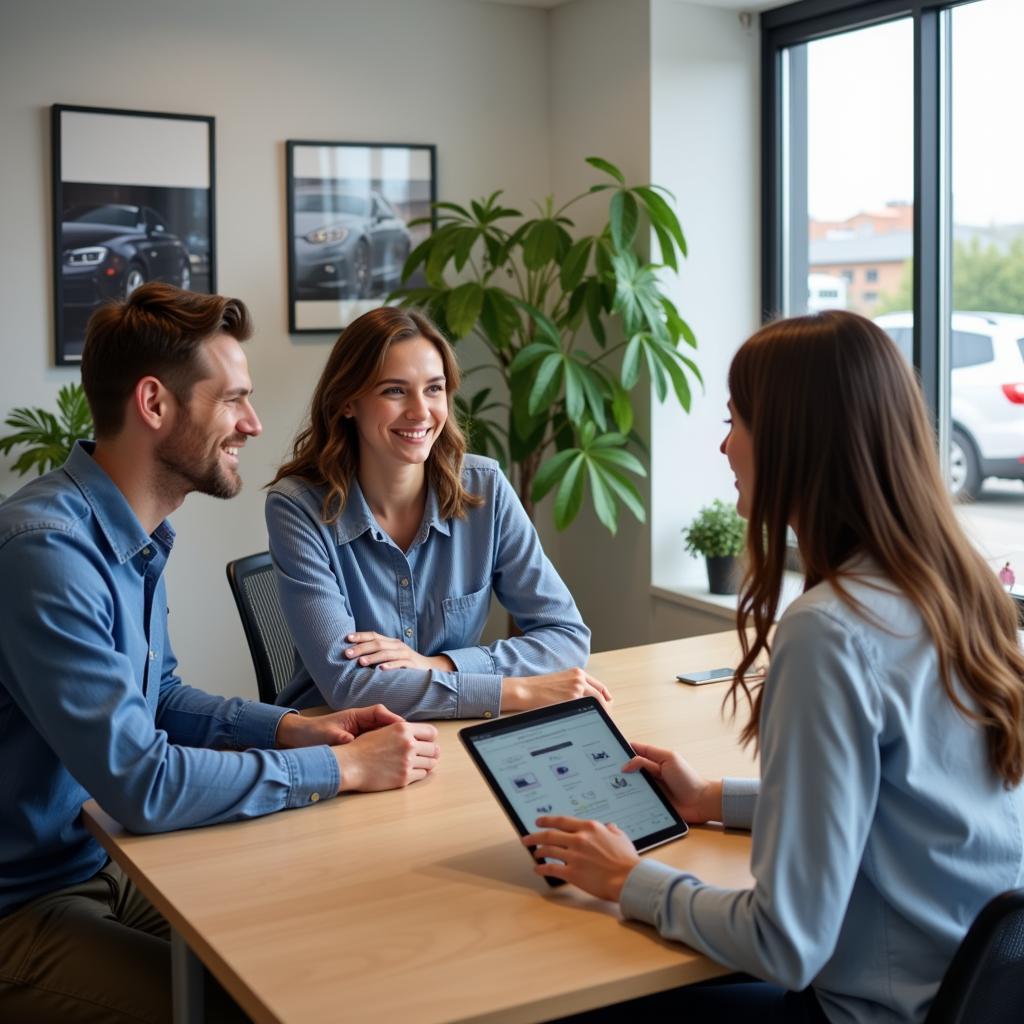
left=51, top=104, right=215, bottom=365
left=286, top=140, right=436, bottom=334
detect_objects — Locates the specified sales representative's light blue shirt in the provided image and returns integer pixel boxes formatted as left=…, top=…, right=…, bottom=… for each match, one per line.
left=621, top=566, right=1024, bottom=1024
left=265, top=454, right=590, bottom=718
left=0, top=442, right=339, bottom=918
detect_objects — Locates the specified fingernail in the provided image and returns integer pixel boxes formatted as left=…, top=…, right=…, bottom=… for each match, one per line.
left=346, top=649, right=354, bottom=656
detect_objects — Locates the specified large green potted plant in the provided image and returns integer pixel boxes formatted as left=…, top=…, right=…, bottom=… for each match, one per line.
left=393, top=156, right=700, bottom=535
left=682, top=499, right=746, bottom=595
left=0, top=382, right=93, bottom=477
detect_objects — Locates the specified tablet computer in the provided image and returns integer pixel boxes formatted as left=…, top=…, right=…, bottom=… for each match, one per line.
left=460, top=697, right=688, bottom=887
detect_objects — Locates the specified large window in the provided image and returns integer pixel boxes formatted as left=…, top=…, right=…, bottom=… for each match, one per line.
left=763, top=0, right=1024, bottom=580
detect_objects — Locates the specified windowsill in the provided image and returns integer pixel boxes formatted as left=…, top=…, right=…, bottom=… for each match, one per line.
left=651, top=572, right=806, bottom=622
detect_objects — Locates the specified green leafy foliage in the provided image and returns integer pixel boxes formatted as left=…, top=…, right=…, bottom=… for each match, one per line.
left=0, top=382, right=93, bottom=477
left=682, top=499, right=746, bottom=558
left=391, top=156, right=699, bottom=532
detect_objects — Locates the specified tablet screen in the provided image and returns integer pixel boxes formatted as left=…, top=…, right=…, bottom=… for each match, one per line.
left=464, top=699, right=682, bottom=846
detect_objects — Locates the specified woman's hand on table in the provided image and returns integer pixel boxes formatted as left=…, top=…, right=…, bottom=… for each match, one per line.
left=343, top=631, right=455, bottom=672
left=500, top=669, right=612, bottom=712
left=521, top=816, right=640, bottom=901
left=624, top=742, right=723, bottom=824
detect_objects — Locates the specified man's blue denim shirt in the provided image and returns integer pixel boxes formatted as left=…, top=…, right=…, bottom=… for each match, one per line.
left=0, top=442, right=339, bottom=917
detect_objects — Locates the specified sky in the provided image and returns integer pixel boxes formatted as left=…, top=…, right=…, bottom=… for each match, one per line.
left=805, top=0, right=1024, bottom=227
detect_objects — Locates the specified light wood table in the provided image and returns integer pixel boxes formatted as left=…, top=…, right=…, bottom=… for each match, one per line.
left=84, top=631, right=758, bottom=1024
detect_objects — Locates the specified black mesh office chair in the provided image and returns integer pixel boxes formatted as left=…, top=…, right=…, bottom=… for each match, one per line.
left=925, top=888, right=1024, bottom=1023
left=226, top=551, right=297, bottom=704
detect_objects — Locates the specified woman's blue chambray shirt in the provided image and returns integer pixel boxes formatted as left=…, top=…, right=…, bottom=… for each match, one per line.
left=620, top=567, right=1024, bottom=1024
left=265, top=455, right=591, bottom=718
left=0, top=442, right=339, bottom=918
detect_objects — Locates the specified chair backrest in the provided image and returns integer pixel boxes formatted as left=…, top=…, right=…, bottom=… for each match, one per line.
left=225, top=552, right=297, bottom=704
left=925, top=888, right=1024, bottom=1024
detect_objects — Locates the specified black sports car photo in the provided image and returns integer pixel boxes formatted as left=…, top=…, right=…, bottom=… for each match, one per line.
left=61, top=203, right=192, bottom=305
left=292, top=190, right=412, bottom=301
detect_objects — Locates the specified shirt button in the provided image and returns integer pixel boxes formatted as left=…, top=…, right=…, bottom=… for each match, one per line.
left=148, top=649, right=156, bottom=661
left=142, top=547, right=152, bottom=558
left=309, top=792, right=320, bottom=803
left=400, top=577, right=409, bottom=587
left=404, top=627, right=413, bottom=638
left=483, top=711, right=493, bottom=719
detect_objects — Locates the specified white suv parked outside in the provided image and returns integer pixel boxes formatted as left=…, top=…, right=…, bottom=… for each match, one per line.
left=874, top=311, right=1024, bottom=499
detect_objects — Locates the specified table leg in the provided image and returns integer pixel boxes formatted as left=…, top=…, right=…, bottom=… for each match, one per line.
left=171, top=929, right=205, bottom=1023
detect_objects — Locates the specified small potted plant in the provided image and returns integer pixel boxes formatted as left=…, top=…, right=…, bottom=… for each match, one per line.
left=682, top=499, right=746, bottom=595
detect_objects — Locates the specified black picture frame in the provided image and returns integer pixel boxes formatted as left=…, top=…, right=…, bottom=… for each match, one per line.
left=51, top=104, right=216, bottom=366
left=285, top=139, right=437, bottom=334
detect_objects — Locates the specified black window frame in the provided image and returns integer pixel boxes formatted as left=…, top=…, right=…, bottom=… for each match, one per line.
left=760, top=0, right=977, bottom=426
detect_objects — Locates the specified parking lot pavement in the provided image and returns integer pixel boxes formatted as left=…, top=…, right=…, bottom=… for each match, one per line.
left=956, top=480, right=1024, bottom=584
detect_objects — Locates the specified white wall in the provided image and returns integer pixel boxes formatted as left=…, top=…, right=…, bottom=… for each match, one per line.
left=0, top=0, right=550, bottom=698
left=649, top=0, right=762, bottom=601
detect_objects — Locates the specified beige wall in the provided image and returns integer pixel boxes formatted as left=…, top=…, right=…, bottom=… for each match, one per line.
left=0, top=0, right=550, bottom=698
left=0, top=0, right=763, bottom=695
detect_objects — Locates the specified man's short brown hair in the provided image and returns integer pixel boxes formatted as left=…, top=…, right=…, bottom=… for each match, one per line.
left=81, top=282, right=254, bottom=438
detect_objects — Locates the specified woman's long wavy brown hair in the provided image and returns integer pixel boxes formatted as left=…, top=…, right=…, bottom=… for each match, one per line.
left=269, top=307, right=482, bottom=523
left=727, top=310, right=1024, bottom=786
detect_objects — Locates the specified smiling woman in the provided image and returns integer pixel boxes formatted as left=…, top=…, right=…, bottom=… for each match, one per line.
left=265, top=307, right=607, bottom=720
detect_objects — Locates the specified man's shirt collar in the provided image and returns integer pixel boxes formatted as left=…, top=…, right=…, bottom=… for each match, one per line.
left=63, top=440, right=175, bottom=564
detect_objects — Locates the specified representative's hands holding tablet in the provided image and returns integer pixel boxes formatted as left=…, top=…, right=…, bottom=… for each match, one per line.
left=624, top=743, right=723, bottom=825
left=523, top=817, right=641, bottom=900
left=277, top=703, right=440, bottom=794
left=521, top=740, right=719, bottom=901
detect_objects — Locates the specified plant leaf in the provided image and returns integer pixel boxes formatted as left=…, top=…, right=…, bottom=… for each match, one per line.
left=560, top=237, right=592, bottom=293
left=609, top=190, right=639, bottom=252
left=577, top=364, right=608, bottom=431
left=522, top=219, right=561, bottom=270
left=590, top=445, right=647, bottom=477
left=513, top=298, right=563, bottom=347
left=532, top=447, right=580, bottom=503
left=650, top=219, right=678, bottom=272
left=634, top=185, right=687, bottom=257
left=585, top=156, right=625, bottom=185
left=609, top=380, right=634, bottom=434
left=479, top=288, right=521, bottom=350
left=586, top=461, right=618, bottom=534
left=528, top=353, right=564, bottom=414
left=510, top=341, right=558, bottom=373
left=597, top=463, right=646, bottom=523
left=621, top=334, right=643, bottom=390
left=584, top=280, right=606, bottom=346
left=446, top=282, right=485, bottom=339
left=562, top=360, right=585, bottom=423
left=553, top=454, right=586, bottom=530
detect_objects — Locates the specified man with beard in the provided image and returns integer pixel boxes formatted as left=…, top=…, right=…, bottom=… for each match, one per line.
left=0, top=283, right=440, bottom=1023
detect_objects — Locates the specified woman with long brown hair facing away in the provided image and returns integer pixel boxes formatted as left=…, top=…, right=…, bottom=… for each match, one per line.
left=522, top=311, right=1024, bottom=1023
left=266, top=306, right=608, bottom=719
